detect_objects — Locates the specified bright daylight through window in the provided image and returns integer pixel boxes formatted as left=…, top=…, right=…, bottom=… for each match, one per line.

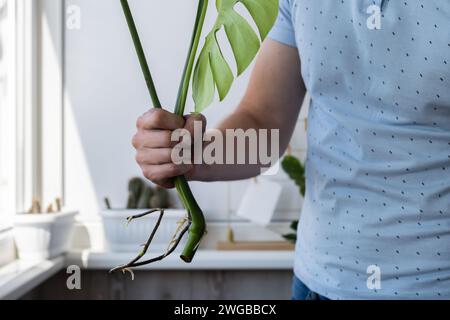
left=0, top=0, right=15, bottom=231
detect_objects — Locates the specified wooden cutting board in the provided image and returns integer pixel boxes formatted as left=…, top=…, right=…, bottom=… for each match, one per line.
left=217, top=241, right=295, bottom=251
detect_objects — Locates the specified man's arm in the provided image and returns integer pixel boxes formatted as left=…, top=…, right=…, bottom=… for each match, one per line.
left=193, top=39, right=306, bottom=181
left=133, top=39, right=306, bottom=187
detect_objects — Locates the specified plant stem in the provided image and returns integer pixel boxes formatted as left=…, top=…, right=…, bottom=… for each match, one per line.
left=120, top=0, right=162, bottom=108
left=120, top=0, right=208, bottom=263
left=175, top=0, right=209, bottom=115
left=175, top=0, right=209, bottom=262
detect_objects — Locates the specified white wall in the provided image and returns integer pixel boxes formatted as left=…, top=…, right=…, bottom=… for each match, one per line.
left=63, top=0, right=308, bottom=223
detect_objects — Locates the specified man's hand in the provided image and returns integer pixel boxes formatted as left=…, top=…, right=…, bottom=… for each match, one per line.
left=133, top=39, right=305, bottom=185
left=132, top=109, right=206, bottom=188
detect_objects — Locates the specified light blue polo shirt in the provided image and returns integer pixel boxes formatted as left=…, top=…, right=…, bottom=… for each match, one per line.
left=269, top=0, right=450, bottom=299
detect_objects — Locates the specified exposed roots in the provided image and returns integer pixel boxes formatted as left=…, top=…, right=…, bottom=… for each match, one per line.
left=109, top=209, right=191, bottom=276
left=122, top=268, right=135, bottom=281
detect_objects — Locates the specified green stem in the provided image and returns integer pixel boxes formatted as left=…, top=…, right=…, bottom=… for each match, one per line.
left=120, top=0, right=208, bottom=263
left=175, top=177, right=206, bottom=262
left=175, top=0, right=209, bottom=262
left=175, top=0, right=209, bottom=116
left=120, top=0, right=162, bottom=108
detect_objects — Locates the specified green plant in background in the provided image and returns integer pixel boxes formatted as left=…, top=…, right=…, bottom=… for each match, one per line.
left=127, top=177, right=172, bottom=210
left=137, top=185, right=153, bottom=209
left=104, top=197, right=112, bottom=210
left=126, top=177, right=144, bottom=209
left=149, top=187, right=170, bottom=209
left=104, top=177, right=170, bottom=210
left=282, top=155, right=306, bottom=197
left=283, top=220, right=298, bottom=243
left=111, top=0, right=279, bottom=273
left=281, top=155, right=305, bottom=243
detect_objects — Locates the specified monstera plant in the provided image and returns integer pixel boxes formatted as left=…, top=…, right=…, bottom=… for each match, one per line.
left=111, top=0, right=279, bottom=273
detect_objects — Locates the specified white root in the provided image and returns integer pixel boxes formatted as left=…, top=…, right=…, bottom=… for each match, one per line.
left=122, top=268, right=135, bottom=281
left=166, top=215, right=189, bottom=253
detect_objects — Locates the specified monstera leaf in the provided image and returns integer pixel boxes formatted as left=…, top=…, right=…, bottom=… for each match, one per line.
left=193, top=0, right=279, bottom=112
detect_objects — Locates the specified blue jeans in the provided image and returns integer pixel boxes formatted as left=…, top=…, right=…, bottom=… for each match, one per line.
left=291, top=276, right=329, bottom=300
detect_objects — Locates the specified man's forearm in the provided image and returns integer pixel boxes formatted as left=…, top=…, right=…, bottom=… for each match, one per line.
left=188, top=40, right=305, bottom=182
left=189, top=102, right=293, bottom=182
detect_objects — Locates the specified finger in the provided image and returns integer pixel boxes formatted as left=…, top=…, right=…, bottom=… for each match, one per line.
left=135, top=148, right=172, bottom=165
left=132, top=130, right=174, bottom=149
left=137, top=109, right=185, bottom=130
left=184, top=113, right=207, bottom=139
left=141, top=163, right=193, bottom=182
left=152, top=179, right=175, bottom=189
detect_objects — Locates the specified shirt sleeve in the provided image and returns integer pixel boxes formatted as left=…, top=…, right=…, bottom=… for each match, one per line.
left=267, top=0, right=297, bottom=48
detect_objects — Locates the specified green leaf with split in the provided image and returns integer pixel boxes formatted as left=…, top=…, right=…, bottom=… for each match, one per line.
left=193, top=0, right=279, bottom=112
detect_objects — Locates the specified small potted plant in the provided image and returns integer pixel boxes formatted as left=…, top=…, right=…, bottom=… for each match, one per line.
left=13, top=198, right=78, bottom=261
left=101, top=178, right=187, bottom=252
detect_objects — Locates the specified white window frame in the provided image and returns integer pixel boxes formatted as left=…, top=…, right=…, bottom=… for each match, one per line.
left=15, top=0, right=65, bottom=213
left=0, top=0, right=19, bottom=267
left=0, top=0, right=17, bottom=232
left=0, top=0, right=64, bottom=264
left=15, top=0, right=39, bottom=215
left=38, top=0, right=65, bottom=208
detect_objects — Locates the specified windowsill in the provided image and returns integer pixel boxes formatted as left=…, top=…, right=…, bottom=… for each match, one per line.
left=0, top=248, right=294, bottom=299
left=0, top=256, right=65, bottom=300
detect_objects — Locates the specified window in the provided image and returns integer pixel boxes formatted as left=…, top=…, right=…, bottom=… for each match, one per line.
left=1, top=0, right=64, bottom=231
left=0, top=0, right=63, bottom=266
left=0, top=0, right=16, bottom=231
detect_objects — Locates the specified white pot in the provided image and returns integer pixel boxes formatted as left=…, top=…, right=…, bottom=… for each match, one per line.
left=0, top=229, right=15, bottom=267
left=101, top=209, right=187, bottom=252
left=13, top=211, right=77, bottom=261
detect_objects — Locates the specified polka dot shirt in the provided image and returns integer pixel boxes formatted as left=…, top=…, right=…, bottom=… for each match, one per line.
left=269, top=0, right=450, bottom=299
